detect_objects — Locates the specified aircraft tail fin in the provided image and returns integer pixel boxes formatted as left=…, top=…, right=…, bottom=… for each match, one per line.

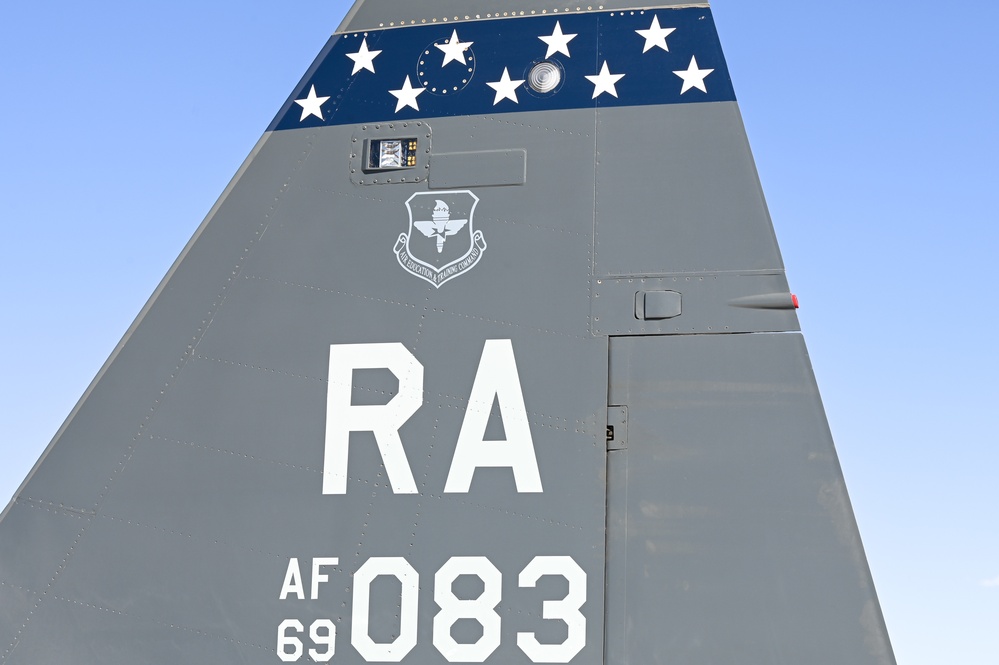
left=0, top=3, right=895, bottom=663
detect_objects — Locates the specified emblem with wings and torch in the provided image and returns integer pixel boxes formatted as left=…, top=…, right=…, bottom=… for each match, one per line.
left=394, top=190, right=486, bottom=288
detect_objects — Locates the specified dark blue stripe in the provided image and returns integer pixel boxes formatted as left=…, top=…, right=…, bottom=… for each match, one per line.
left=270, top=7, right=734, bottom=131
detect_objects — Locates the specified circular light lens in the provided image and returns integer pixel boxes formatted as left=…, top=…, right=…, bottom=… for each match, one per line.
left=528, top=62, right=561, bottom=93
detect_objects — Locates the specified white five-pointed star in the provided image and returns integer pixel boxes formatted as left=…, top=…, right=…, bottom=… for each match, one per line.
left=389, top=76, right=426, bottom=112
left=436, top=29, right=473, bottom=66
left=585, top=61, right=625, bottom=99
left=486, top=68, right=526, bottom=105
left=293, top=85, right=330, bottom=121
left=673, top=55, right=714, bottom=94
left=636, top=15, right=676, bottom=53
left=539, top=21, right=577, bottom=58
left=346, top=37, right=382, bottom=75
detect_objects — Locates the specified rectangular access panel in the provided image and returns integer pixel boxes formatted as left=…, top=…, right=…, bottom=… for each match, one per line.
left=605, top=333, right=894, bottom=665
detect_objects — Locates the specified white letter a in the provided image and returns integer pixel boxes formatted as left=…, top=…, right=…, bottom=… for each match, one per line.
left=445, top=339, right=542, bottom=493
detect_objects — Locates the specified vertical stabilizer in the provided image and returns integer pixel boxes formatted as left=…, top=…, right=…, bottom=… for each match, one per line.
left=1, top=3, right=894, bottom=664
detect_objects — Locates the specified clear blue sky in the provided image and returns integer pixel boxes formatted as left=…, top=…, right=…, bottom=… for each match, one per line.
left=1, top=2, right=996, bottom=663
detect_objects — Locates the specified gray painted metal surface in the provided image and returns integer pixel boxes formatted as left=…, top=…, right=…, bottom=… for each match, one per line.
left=337, top=1, right=707, bottom=33
left=0, top=2, right=895, bottom=664
left=606, top=334, right=894, bottom=664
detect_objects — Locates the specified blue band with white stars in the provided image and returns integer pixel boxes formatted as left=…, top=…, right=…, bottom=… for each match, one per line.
left=270, top=7, right=734, bottom=131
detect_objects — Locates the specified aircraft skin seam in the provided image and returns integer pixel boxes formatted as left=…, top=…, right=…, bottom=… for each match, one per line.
left=193, top=353, right=329, bottom=384
left=246, top=274, right=590, bottom=339
left=0, top=132, right=278, bottom=528
left=103, top=134, right=320, bottom=500
left=420, top=304, right=589, bottom=340
left=15, top=497, right=97, bottom=518
left=325, top=38, right=380, bottom=129
left=473, top=213, right=592, bottom=238
left=430, top=396, right=589, bottom=433
left=413, top=305, right=429, bottom=358
left=480, top=114, right=593, bottom=138
left=36, top=589, right=272, bottom=654
left=305, top=183, right=593, bottom=239
left=590, top=99, right=600, bottom=334
left=598, top=268, right=788, bottom=278
left=148, top=433, right=326, bottom=476
left=99, top=512, right=290, bottom=561
left=179, top=354, right=597, bottom=430
left=141, top=434, right=590, bottom=531
left=244, top=274, right=420, bottom=310
left=341, top=4, right=711, bottom=33
left=1, top=523, right=88, bottom=663
left=0, top=580, right=37, bottom=596
left=413, top=415, right=443, bottom=494
left=421, top=492, right=586, bottom=530
left=303, top=180, right=405, bottom=206
left=0, top=135, right=322, bottom=664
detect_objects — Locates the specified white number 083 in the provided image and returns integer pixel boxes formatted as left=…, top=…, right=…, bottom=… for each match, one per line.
left=278, top=555, right=586, bottom=663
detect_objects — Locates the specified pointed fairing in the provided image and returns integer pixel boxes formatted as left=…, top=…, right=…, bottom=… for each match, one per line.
left=0, top=1, right=895, bottom=663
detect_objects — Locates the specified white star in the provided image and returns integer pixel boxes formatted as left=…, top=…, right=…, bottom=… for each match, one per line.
left=436, top=29, right=473, bottom=67
left=585, top=61, right=625, bottom=99
left=539, top=21, right=577, bottom=58
left=636, top=15, right=676, bottom=53
left=346, top=37, right=382, bottom=75
left=389, top=76, right=426, bottom=112
left=486, top=67, right=526, bottom=105
left=293, top=85, right=330, bottom=121
left=673, top=55, right=714, bottom=94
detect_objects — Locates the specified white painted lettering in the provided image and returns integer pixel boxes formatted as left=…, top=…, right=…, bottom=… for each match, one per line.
left=311, top=557, right=339, bottom=600
left=277, top=619, right=305, bottom=662
left=445, top=339, right=543, bottom=493
left=324, top=343, right=423, bottom=495
left=517, top=557, right=588, bottom=663
left=279, top=558, right=306, bottom=600
left=309, top=619, right=337, bottom=662
left=351, top=557, right=420, bottom=662
left=433, top=556, right=502, bottom=662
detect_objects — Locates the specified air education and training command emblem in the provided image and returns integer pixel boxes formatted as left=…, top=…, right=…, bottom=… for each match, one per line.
left=394, top=191, right=486, bottom=288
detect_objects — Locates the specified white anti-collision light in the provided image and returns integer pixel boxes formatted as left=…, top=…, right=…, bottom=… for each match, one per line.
left=528, top=62, right=561, bottom=93
left=366, top=138, right=419, bottom=171
left=379, top=140, right=403, bottom=168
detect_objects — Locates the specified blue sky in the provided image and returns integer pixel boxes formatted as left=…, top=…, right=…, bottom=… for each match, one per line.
left=1, top=1, right=996, bottom=662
